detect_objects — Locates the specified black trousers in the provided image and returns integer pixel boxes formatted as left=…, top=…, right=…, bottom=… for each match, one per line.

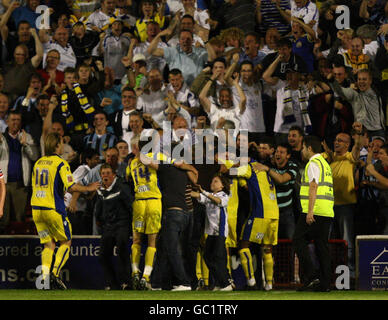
left=99, top=224, right=131, bottom=288
left=203, top=235, right=229, bottom=288
left=293, top=213, right=333, bottom=289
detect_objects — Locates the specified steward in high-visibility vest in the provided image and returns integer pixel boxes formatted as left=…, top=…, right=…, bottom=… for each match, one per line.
left=300, top=154, right=334, bottom=217
left=294, top=136, right=334, bottom=292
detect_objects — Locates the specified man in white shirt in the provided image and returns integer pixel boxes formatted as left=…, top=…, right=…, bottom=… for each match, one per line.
left=357, top=24, right=379, bottom=61
left=137, top=69, right=168, bottom=119
left=238, top=60, right=266, bottom=143
left=112, top=87, right=139, bottom=138
left=199, top=70, right=246, bottom=133
left=167, top=68, right=200, bottom=128
left=167, top=14, right=205, bottom=48
left=263, top=53, right=318, bottom=144
left=65, top=148, right=100, bottom=234
left=122, top=112, right=145, bottom=153
left=41, top=27, right=77, bottom=72
left=290, top=0, right=319, bottom=36
left=132, top=21, right=168, bottom=73
left=86, top=0, right=117, bottom=32
left=101, top=19, right=131, bottom=81
left=294, top=135, right=334, bottom=292
left=182, top=0, right=210, bottom=33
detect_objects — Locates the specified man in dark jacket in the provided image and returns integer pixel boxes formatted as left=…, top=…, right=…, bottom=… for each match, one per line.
left=95, top=163, right=133, bottom=290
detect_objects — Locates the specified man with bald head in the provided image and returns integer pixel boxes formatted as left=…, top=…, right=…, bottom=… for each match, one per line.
left=321, top=130, right=363, bottom=278
left=156, top=115, right=197, bottom=161
left=41, top=27, right=77, bottom=71
left=137, top=69, right=167, bottom=122
left=331, top=69, right=384, bottom=138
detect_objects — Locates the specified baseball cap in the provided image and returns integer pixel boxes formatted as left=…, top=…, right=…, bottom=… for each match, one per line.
left=133, top=53, right=146, bottom=63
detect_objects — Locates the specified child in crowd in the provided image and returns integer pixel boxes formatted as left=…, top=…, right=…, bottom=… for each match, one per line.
left=191, top=173, right=233, bottom=291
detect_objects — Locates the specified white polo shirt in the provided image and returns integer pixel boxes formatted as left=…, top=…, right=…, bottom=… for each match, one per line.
left=86, top=9, right=112, bottom=30
left=238, top=80, right=265, bottom=133
left=133, top=41, right=168, bottom=72
left=290, top=0, right=319, bottom=35
left=207, top=102, right=241, bottom=132
left=43, top=40, right=77, bottom=71
left=137, top=88, right=168, bottom=117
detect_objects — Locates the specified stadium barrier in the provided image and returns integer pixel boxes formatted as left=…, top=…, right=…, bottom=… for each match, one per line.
left=356, top=235, right=388, bottom=290
left=0, top=236, right=347, bottom=290
left=272, top=239, right=348, bottom=289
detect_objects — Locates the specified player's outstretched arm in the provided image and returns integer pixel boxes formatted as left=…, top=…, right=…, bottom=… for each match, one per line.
left=68, top=181, right=101, bottom=194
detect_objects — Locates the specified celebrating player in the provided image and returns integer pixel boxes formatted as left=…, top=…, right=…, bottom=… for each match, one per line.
left=31, top=131, right=100, bottom=289
left=228, top=156, right=279, bottom=290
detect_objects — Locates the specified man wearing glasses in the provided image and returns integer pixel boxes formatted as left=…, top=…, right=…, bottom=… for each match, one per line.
left=37, top=49, right=64, bottom=97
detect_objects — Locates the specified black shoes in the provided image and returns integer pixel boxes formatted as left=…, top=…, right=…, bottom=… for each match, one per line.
left=50, top=273, right=67, bottom=290
left=296, top=278, right=320, bottom=291
left=245, top=283, right=259, bottom=291
left=297, top=279, right=331, bottom=292
left=132, top=273, right=140, bottom=290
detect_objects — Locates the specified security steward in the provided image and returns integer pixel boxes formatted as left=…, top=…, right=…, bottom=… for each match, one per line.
left=95, top=163, right=134, bottom=290
left=293, top=136, right=334, bottom=292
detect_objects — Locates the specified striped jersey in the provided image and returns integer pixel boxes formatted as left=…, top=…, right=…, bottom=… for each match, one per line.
left=272, top=160, right=298, bottom=212
left=84, top=133, right=118, bottom=160
left=259, top=0, right=291, bottom=35
left=199, top=191, right=229, bottom=238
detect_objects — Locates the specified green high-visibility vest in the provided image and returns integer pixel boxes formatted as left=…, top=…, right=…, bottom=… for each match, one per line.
left=300, top=154, right=334, bottom=217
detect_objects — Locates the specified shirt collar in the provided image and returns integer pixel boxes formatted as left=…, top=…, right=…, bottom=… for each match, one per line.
left=100, top=177, right=117, bottom=191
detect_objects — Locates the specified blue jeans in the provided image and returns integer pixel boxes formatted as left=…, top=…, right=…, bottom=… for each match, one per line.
left=278, top=206, right=296, bottom=239
left=332, top=204, right=355, bottom=271
left=152, top=209, right=191, bottom=288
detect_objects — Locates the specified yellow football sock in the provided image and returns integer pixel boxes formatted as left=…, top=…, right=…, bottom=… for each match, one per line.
left=52, top=244, right=70, bottom=277
left=131, top=243, right=141, bottom=276
left=196, top=251, right=202, bottom=280
left=201, top=252, right=209, bottom=286
left=41, top=247, right=54, bottom=278
left=226, top=247, right=232, bottom=278
left=263, top=251, right=274, bottom=284
left=143, top=246, right=156, bottom=281
left=239, top=248, right=254, bottom=281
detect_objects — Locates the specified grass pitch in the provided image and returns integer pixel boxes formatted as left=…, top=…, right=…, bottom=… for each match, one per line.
left=0, top=289, right=387, bottom=300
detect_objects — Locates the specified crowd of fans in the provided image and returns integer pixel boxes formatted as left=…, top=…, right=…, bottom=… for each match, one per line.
left=0, top=0, right=388, bottom=288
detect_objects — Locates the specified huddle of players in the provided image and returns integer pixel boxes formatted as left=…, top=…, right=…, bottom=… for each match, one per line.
left=127, top=132, right=280, bottom=291
left=31, top=131, right=280, bottom=291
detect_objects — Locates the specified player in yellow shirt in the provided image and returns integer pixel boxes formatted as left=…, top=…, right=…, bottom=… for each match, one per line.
left=217, top=156, right=247, bottom=287
left=127, top=135, right=173, bottom=290
left=228, top=157, right=279, bottom=290
left=32, top=131, right=100, bottom=289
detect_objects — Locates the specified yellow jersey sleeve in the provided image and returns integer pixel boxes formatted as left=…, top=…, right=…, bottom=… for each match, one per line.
left=234, top=164, right=252, bottom=179
left=59, top=160, right=75, bottom=191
